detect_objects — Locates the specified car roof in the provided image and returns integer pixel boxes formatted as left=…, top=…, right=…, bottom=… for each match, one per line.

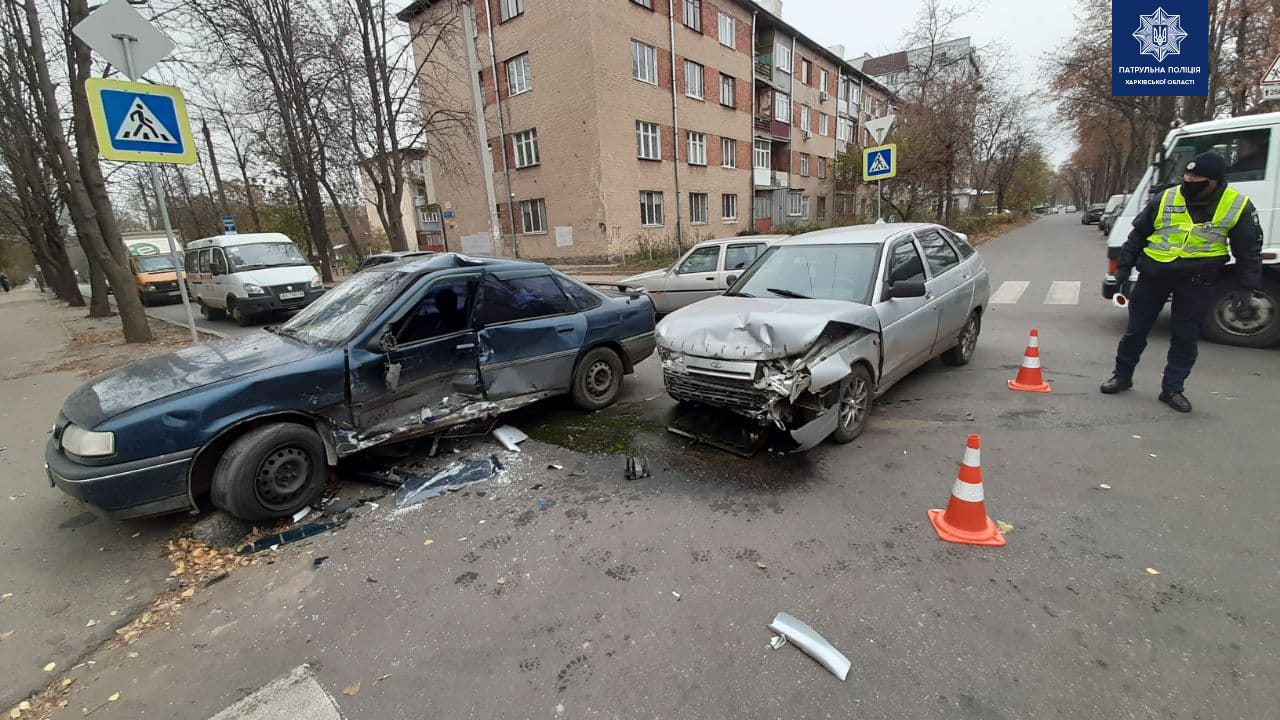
left=365, top=252, right=550, bottom=275
left=691, top=234, right=788, bottom=248
left=187, top=232, right=294, bottom=249
left=774, top=223, right=936, bottom=246
left=370, top=250, right=433, bottom=259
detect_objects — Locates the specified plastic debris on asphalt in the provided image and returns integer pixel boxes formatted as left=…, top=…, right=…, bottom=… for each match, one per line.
left=395, top=455, right=505, bottom=508
left=492, top=425, right=529, bottom=452
left=237, top=521, right=345, bottom=555
left=767, top=612, right=850, bottom=681
left=624, top=455, right=650, bottom=481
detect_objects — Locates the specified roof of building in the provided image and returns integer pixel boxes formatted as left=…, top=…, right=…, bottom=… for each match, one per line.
left=860, top=51, right=908, bottom=78
left=395, top=0, right=438, bottom=22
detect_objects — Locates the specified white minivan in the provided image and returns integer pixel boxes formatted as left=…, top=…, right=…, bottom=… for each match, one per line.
left=183, top=233, right=324, bottom=326
left=1104, top=111, right=1279, bottom=347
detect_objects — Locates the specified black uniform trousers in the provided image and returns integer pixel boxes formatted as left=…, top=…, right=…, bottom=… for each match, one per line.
left=1113, top=260, right=1219, bottom=394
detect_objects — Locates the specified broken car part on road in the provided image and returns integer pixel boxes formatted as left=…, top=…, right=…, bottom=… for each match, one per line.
left=768, top=612, right=851, bottom=681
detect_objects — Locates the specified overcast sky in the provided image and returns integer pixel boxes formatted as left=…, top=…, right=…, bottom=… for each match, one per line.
left=780, top=0, right=1079, bottom=164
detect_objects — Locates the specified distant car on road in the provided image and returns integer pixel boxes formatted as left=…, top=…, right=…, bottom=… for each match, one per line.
left=184, top=233, right=324, bottom=327
left=617, top=235, right=787, bottom=313
left=46, top=254, right=656, bottom=521
left=656, top=223, right=989, bottom=451
left=1098, top=194, right=1129, bottom=235
left=354, top=250, right=435, bottom=273
left=1081, top=203, right=1106, bottom=224
left=1065, top=205, right=1078, bottom=213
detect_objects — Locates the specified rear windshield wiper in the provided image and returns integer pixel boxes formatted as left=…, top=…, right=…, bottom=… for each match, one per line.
left=767, top=288, right=811, bottom=299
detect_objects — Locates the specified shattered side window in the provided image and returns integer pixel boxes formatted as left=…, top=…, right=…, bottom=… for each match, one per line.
left=279, top=270, right=406, bottom=346
left=553, top=274, right=604, bottom=311
left=478, top=274, right=576, bottom=325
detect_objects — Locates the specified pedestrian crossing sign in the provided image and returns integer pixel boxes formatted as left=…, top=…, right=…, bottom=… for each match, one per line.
left=863, top=144, right=897, bottom=181
left=85, top=78, right=196, bottom=164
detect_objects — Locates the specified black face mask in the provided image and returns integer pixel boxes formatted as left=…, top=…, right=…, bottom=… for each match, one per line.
left=1181, top=179, right=1212, bottom=199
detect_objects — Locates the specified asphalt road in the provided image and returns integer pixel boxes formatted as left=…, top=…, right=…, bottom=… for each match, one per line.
left=32, top=215, right=1280, bottom=718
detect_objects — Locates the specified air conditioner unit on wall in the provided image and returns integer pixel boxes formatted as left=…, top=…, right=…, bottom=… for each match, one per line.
left=803, top=130, right=812, bottom=140
left=819, top=90, right=829, bottom=102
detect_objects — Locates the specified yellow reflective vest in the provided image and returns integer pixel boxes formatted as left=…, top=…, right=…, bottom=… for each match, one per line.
left=1144, top=185, right=1248, bottom=263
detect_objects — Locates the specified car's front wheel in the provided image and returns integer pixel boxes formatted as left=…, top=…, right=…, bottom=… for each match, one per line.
left=830, top=365, right=873, bottom=444
left=941, top=311, right=981, bottom=366
left=571, top=347, right=624, bottom=411
left=211, top=423, right=327, bottom=521
left=229, top=299, right=255, bottom=327
left=1202, top=278, right=1280, bottom=348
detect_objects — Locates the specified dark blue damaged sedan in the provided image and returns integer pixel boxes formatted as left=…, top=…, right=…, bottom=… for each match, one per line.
left=46, top=254, right=655, bottom=521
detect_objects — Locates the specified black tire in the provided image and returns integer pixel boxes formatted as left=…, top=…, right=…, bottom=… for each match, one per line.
left=210, top=423, right=327, bottom=522
left=229, top=298, right=255, bottom=327
left=199, top=300, right=226, bottom=321
left=941, top=311, right=981, bottom=366
left=138, top=292, right=150, bottom=307
left=830, top=365, right=873, bottom=444
left=1201, top=277, right=1280, bottom=348
left=571, top=347, right=624, bottom=411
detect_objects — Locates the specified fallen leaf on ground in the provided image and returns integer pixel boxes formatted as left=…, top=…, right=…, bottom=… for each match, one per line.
left=1, top=593, right=11, bottom=600
left=108, top=694, right=119, bottom=702
left=496, top=578, right=506, bottom=586
left=18, top=703, right=29, bottom=712
left=130, top=533, right=140, bottom=539
left=85, top=619, right=97, bottom=627
left=180, top=588, right=195, bottom=599
left=995, top=520, right=1014, bottom=534
left=0, top=631, right=13, bottom=641
left=1099, top=483, right=1112, bottom=490
left=755, top=561, right=767, bottom=570
left=42, top=662, right=55, bottom=672
left=423, top=539, right=433, bottom=546
left=61, top=678, right=73, bottom=687
left=9, top=708, right=19, bottom=719
left=126, top=651, right=138, bottom=658
left=342, top=682, right=360, bottom=697
left=1145, top=567, right=1162, bottom=576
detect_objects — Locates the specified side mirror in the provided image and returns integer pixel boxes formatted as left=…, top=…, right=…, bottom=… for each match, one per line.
left=725, top=274, right=739, bottom=286
left=888, top=280, right=927, bottom=299
left=954, top=232, right=969, bottom=245
left=371, top=326, right=397, bottom=353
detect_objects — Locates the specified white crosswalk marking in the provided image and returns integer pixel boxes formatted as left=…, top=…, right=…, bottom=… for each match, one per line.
left=990, top=280, right=1030, bottom=304
left=1043, top=280, right=1081, bottom=305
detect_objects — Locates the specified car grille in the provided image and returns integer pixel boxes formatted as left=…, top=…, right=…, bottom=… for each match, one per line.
left=269, top=284, right=310, bottom=302
left=664, top=369, right=770, bottom=414
left=150, top=281, right=178, bottom=291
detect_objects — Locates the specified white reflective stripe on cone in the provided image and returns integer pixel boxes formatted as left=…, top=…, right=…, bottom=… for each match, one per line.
left=962, top=447, right=981, bottom=467
left=1028, top=334, right=1039, bottom=348
left=1021, top=356, right=1041, bottom=369
left=951, top=479, right=985, bottom=503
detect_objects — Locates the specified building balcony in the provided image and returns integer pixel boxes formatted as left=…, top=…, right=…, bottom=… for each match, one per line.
left=754, top=52, right=772, bottom=78
left=753, top=169, right=789, bottom=188
left=753, top=113, right=791, bottom=141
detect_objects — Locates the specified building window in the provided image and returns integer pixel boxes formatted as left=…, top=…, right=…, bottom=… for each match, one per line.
left=513, top=129, right=540, bottom=168
left=787, top=190, right=803, bottom=216
left=499, top=0, right=523, bottom=22
left=681, top=0, right=700, bottom=30
left=774, top=92, right=789, bottom=123
left=722, top=193, right=738, bottom=221
left=632, top=40, right=657, bottom=84
left=689, top=192, right=708, bottom=224
left=719, top=73, right=735, bottom=107
left=817, top=196, right=827, bottom=219
left=687, top=131, right=707, bottom=165
left=799, top=153, right=810, bottom=177
left=753, top=139, right=770, bottom=169
left=640, top=191, right=664, bottom=226
left=717, top=12, right=735, bottom=48
left=684, top=60, right=704, bottom=99
left=632, top=0, right=653, bottom=7
left=799, top=105, right=810, bottom=133
left=817, top=156, right=827, bottom=179
left=520, top=198, right=546, bottom=234
left=721, top=138, right=737, bottom=168
left=837, top=117, right=852, bottom=142
left=820, top=68, right=829, bottom=92
left=819, top=113, right=829, bottom=136
left=802, top=195, right=811, bottom=217
left=506, top=53, right=531, bottom=96
left=800, top=59, right=811, bottom=85
left=775, top=42, right=791, bottom=74
left=636, top=121, right=661, bottom=160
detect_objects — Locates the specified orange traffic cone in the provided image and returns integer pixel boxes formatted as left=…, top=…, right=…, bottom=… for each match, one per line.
left=928, top=434, right=1006, bottom=547
left=1008, top=329, right=1051, bottom=393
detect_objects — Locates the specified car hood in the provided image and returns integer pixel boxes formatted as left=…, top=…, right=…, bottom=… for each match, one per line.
left=234, top=265, right=317, bottom=286
left=656, top=295, right=881, bottom=360
left=62, top=331, right=318, bottom=427
left=618, top=268, right=668, bottom=288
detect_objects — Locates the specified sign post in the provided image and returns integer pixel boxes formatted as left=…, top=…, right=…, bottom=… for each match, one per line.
left=74, top=0, right=198, bottom=343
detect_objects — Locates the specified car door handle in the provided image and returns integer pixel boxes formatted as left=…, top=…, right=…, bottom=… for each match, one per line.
left=705, top=276, right=716, bottom=281
left=455, top=342, right=476, bottom=350
left=556, top=326, right=575, bottom=334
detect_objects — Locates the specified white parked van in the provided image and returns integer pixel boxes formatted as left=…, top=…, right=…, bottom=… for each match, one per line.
left=1104, top=112, right=1279, bottom=347
left=183, top=233, right=323, bottom=326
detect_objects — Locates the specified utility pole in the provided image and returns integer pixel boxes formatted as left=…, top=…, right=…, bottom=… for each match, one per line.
left=201, top=120, right=229, bottom=217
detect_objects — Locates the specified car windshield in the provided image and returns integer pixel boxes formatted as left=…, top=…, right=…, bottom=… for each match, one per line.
left=732, top=243, right=880, bottom=304
left=278, top=270, right=406, bottom=346
left=134, top=256, right=177, bottom=273
left=224, top=242, right=308, bottom=271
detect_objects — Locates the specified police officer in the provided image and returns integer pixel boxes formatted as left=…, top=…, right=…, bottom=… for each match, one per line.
left=1100, top=151, right=1264, bottom=412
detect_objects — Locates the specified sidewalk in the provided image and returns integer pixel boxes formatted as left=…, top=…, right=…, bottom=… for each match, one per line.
left=0, top=288, right=174, bottom=710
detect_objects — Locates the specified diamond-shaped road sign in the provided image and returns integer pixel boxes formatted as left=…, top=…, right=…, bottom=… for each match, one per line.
left=72, top=0, right=175, bottom=80
left=864, top=115, right=896, bottom=146
left=86, top=78, right=196, bottom=164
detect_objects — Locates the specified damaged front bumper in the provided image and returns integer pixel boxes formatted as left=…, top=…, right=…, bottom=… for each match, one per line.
left=660, top=331, right=878, bottom=450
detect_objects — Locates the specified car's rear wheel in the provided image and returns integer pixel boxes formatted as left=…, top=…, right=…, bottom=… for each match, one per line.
left=571, top=347, right=624, bottom=411
left=941, top=311, right=981, bottom=366
left=830, top=365, right=873, bottom=444
left=211, top=423, right=327, bottom=521
left=199, top=300, right=226, bottom=321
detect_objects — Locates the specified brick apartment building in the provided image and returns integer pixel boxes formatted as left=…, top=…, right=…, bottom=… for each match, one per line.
left=395, top=0, right=894, bottom=261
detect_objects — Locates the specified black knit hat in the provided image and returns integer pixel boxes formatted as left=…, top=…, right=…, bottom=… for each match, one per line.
left=1185, top=152, right=1226, bottom=183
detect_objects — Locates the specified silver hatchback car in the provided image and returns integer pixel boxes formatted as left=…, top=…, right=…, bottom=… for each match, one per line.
left=656, top=223, right=990, bottom=450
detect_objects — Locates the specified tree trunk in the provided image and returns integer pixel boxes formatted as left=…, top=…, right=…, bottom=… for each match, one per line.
left=86, top=256, right=111, bottom=317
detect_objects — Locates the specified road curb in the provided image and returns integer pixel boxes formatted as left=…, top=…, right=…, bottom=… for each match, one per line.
left=146, top=307, right=231, bottom=339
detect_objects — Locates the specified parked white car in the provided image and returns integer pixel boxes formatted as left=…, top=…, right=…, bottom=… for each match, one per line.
left=618, top=236, right=787, bottom=313
left=184, top=233, right=324, bottom=326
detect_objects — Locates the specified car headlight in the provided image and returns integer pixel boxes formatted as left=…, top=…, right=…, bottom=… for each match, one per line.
left=61, top=424, right=115, bottom=457
left=309, top=275, right=322, bottom=289
left=144, top=282, right=156, bottom=290
left=243, top=283, right=266, bottom=295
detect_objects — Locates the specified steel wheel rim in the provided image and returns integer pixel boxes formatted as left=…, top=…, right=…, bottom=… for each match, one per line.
left=584, top=360, right=614, bottom=399
left=959, top=317, right=978, bottom=359
left=255, top=445, right=310, bottom=510
left=839, top=376, right=869, bottom=431
left=1215, top=293, right=1274, bottom=336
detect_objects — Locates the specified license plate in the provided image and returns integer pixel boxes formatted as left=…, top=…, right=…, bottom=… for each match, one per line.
left=279, top=291, right=304, bottom=300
